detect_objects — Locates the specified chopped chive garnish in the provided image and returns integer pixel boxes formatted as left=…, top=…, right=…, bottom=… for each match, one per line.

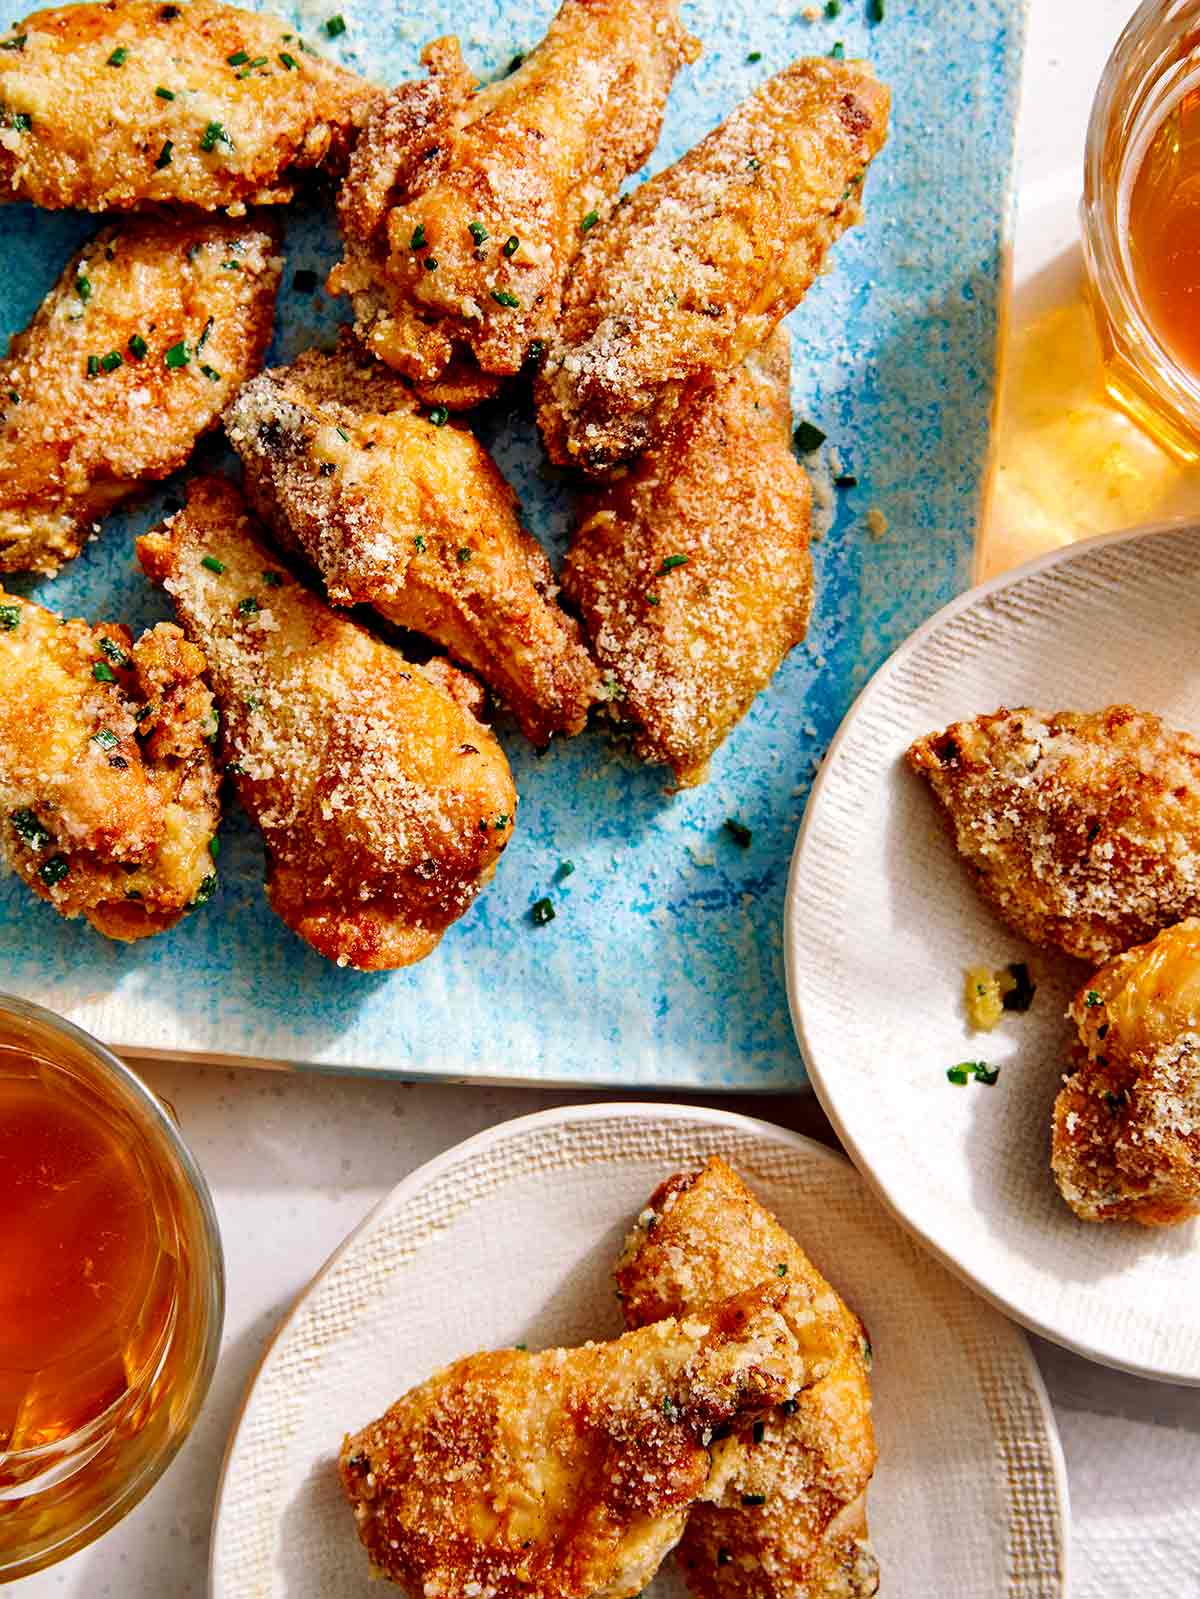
left=192, top=872, right=217, bottom=906
left=318, top=462, right=336, bottom=477
left=830, top=40, right=845, bottom=58
left=11, top=808, right=50, bottom=849
left=75, top=274, right=92, bottom=302
left=128, top=332, right=148, bottom=359
left=468, top=220, right=488, bottom=245
left=947, top=1060, right=1000, bottom=1086
left=867, top=0, right=884, bottom=18
left=580, top=209, right=599, bottom=232
left=662, top=1395, right=679, bottom=1420
left=238, top=596, right=260, bottom=615
left=292, top=268, right=317, bottom=293
left=5, top=390, right=17, bottom=404
left=0, top=603, right=20, bottom=630
left=659, top=553, right=687, bottom=573
left=428, top=405, right=449, bottom=427
left=155, top=139, right=173, bottom=168
left=752, top=1421, right=765, bottom=1443
left=38, top=855, right=69, bottom=887
left=93, top=661, right=116, bottom=683
left=494, top=814, right=510, bottom=830
left=1085, top=989, right=1102, bottom=1007
left=528, top=339, right=544, bottom=361
left=8, top=111, right=29, bottom=131
left=530, top=896, right=555, bottom=926
left=780, top=1398, right=798, bottom=1415
left=491, top=288, right=519, bottom=308
left=717, top=1550, right=731, bottom=1567
left=824, top=0, right=840, bottom=14
left=503, top=234, right=519, bottom=257
left=92, top=728, right=119, bottom=750
left=725, top=818, right=752, bottom=848
left=262, top=569, right=283, bottom=586
left=324, top=13, right=346, bottom=36
left=793, top=420, right=826, bottom=452
left=507, top=51, right=524, bottom=71
left=199, top=120, right=232, bottom=152
left=201, top=364, right=221, bottom=382
left=834, top=473, right=857, bottom=488
left=279, top=50, right=297, bottom=68
left=410, top=222, right=427, bottom=250
left=336, top=426, right=350, bottom=442
left=99, top=637, right=131, bottom=668
left=0, top=34, right=27, bottom=50
left=413, top=534, right=426, bottom=552
left=100, top=350, right=122, bottom=372
left=107, top=45, right=129, bottom=65
left=239, top=55, right=268, bottom=73
left=164, top=341, right=190, bottom=368
left=746, top=50, right=761, bottom=62
left=86, top=354, right=101, bottom=377
left=424, top=256, right=438, bottom=271
left=226, top=49, right=249, bottom=64
left=557, top=859, right=575, bottom=880
left=1002, top=961, right=1036, bottom=1013
left=645, top=592, right=660, bottom=606
left=155, top=84, right=175, bottom=98
left=741, top=1495, right=766, bottom=1507
left=221, top=259, right=242, bottom=270
left=456, top=546, right=472, bottom=564
left=201, top=554, right=225, bottom=573
left=209, top=835, right=220, bottom=858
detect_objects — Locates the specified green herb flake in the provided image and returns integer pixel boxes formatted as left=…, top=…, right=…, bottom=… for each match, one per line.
left=127, top=332, right=148, bottom=360
left=741, top=1494, right=766, bottom=1508
left=221, top=259, right=242, bottom=270
left=75, top=274, right=92, bottom=302
left=201, top=554, right=225, bottom=574
left=503, top=234, right=520, bottom=257
left=531, top=896, right=555, bottom=926
left=0, top=33, right=27, bottom=50
left=867, top=0, right=884, bottom=19
left=238, top=596, right=261, bottom=616
left=946, top=1063, right=971, bottom=1085
left=200, top=364, right=222, bottom=382
left=107, top=45, right=129, bottom=65
left=494, top=814, right=510, bottom=830
left=746, top=50, right=762, bottom=62
left=262, top=569, right=283, bottom=586
left=645, top=592, right=660, bottom=606
left=824, top=0, right=841, bottom=15
left=86, top=354, right=101, bottom=377
left=468, top=220, right=488, bottom=245
left=5, top=389, right=17, bottom=404
left=237, top=55, right=268, bottom=75
left=99, top=637, right=131, bottom=668
left=164, top=340, right=191, bottom=369
left=830, top=40, right=845, bottom=58
left=774, top=1260, right=787, bottom=1276
left=528, top=339, right=544, bottom=362
left=661, top=1395, right=680, bottom=1421
left=793, top=420, right=826, bottom=453
left=428, top=405, right=450, bottom=428
left=717, top=1551, right=732, bottom=1567
left=659, top=553, right=688, bottom=574
left=507, top=51, right=524, bottom=72
left=192, top=872, right=217, bottom=906
left=155, top=84, right=175, bottom=98
left=199, top=120, right=232, bottom=152
left=752, top=1421, right=765, bottom=1444
left=11, top=808, right=50, bottom=850
left=424, top=255, right=438, bottom=272
left=209, top=835, right=220, bottom=858
left=100, top=349, right=123, bottom=373
left=580, top=210, right=599, bottom=232
left=557, top=859, right=575, bottom=880
left=491, top=288, right=520, bottom=308
left=278, top=49, right=298, bottom=69
left=413, top=534, right=426, bottom=553
left=0, top=603, right=20, bottom=631
left=155, top=138, right=173, bottom=168
left=780, top=1398, right=798, bottom=1416
left=1085, top=989, right=1102, bottom=1008
left=324, top=13, right=346, bottom=36
left=947, top=1060, right=1000, bottom=1087
left=197, top=315, right=213, bottom=349
left=725, top=818, right=752, bottom=849
left=227, top=49, right=249, bottom=65
left=91, top=727, right=120, bottom=751
left=456, top=546, right=473, bottom=564
left=38, top=854, right=70, bottom=888
left=410, top=222, right=427, bottom=250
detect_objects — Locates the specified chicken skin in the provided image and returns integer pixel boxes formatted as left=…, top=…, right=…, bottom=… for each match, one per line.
left=225, top=339, right=600, bottom=745
left=0, top=588, right=219, bottom=941
left=339, top=1282, right=810, bottom=1599
left=907, top=705, right=1200, bottom=965
left=536, top=57, right=889, bottom=473
left=328, top=0, right=699, bottom=396
left=137, top=475, right=516, bottom=971
left=1053, top=918, right=1200, bottom=1227
left=0, top=0, right=377, bottom=212
left=0, top=213, right=281, bottom=576
left=562, top=329, right=811, bottom=787
left=615, top=1159, right=878, bottom=1599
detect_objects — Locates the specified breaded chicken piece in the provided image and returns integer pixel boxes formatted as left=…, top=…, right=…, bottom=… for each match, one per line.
left=614, top=1159, right=878, bottom=1599
left=0, top=588, right=219, bottom=940
left=328, top=0, right=699, bottom=395
left=536, top=57, right=889, bottom=472
left=0, top=0, right=377, bottom=212
left=0, top=213, right=281, bottom=577
left=1053, top=918, right=1200, bottom=1227
left=562, top=330, right=811, bottom=787
left=137, top=476, right=515, bottom=971
left=339, top=1282, right=810, bottom=1599
left=225, top=339, right=600, bottom=744
left=907, top=705, right=1200, bottom=965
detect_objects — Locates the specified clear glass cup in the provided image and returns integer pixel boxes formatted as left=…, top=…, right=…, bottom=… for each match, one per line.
left=1081, top=0, right=1200, bottom=459
left=0, top=995, right=223, bottom=1581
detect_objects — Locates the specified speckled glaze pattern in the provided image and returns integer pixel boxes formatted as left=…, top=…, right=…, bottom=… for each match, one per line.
left=0, top=0, right=1026, bottom=1086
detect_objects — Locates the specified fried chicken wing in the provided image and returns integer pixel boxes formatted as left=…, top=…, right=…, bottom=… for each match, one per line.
left=0, top=0, right=377, bottom=212
left=136, top=475, right=516, bottom=971
left=614, top=1159, right=878, bottom=1599
left=562, top=330, right=811, bottom=786
left=339, top=1282, right=810, bottom=1599
left=0, top=213, right=281, bottom=576
left=907, top=705, right=1200, bottom=965
left=0, top=588, right=219, bottom=940
left=536, top=57, right=889, bottom=473
left=328, top=0, right=699, bottom=395
left=1053, top=918, right=1200, bottom=1227
left=224, top=338, right=600, bottom=744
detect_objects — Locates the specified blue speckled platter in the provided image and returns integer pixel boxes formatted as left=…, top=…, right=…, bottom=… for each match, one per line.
left=0, top=0, right=1026, bottom=1086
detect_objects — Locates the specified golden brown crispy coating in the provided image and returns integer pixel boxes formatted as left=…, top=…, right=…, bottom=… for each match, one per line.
left=614, top=1159, right=878, bottom=1599
left=562, top=330, right=811, bottom=787
left=0, top=0, right=377, bottom=212
left=137, top=475, right=517, bottom=971
left=328, top=0, right=699, bottom=394
left=1053, top=918, right=1200, bottom=1227
left=224, top=339, right=601, bottom=745
left=0, top=588, right=219, bottom=940
left=907, top=705, right=1200, bottom=965
left=536, top=57, right=889, bottom=473
left=339, top=1283, right=809, bottom=1599
left=0, top=213, right=281, bottom=577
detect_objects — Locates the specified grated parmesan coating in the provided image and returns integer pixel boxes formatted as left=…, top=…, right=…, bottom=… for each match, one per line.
left=1052, top=918, right=1200, bottom=1226
left=225, top=335, right=601, bottom=745
left=0, top=211, right=282, bottom=576
left=0, top=0, right=378, bottom=212
left=535, top=56, right=889, bottom=473
left=328, top=0, right=699, bottom=390
left=137, top=474, right=517, bottom=971
left=0, top=586, right=219, bottom=940
left=339, top=1282, right=810, bottom=1599
left=562, top=329, right=811, bottom=788
left=614, top=1158, right=878, bottom=1599
left=907, top=705, right=1200, bottom=965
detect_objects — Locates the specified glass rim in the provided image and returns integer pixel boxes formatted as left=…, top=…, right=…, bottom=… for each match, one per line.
left=0, top=992, right=225, bottom=1578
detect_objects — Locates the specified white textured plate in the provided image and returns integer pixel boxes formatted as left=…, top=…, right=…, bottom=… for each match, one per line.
left=209, top=1103, right=1067, bottom=1598
left=786, top=520, right=1200, bottom=1385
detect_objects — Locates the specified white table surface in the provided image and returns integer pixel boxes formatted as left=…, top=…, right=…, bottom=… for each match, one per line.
left=21, top=2, right=1200, bottom=1595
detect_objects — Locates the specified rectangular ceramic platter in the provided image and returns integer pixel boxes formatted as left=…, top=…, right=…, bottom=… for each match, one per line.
left=0, top=0, right=1026, bottom=1087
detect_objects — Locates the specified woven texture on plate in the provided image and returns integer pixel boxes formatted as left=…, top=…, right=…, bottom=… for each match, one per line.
left=788, top=523, right=1200, bottom=1382
left=211, top=1111, right=1066, bottom=1598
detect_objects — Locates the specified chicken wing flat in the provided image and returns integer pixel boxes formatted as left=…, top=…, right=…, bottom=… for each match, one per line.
left=0, top=0, right=377, bottom=212
left=137, top=475, right=516, bottom=971
left=536, top=57, right=889, bottom=473
left=1053, top=918, right=1200, bottom=1227
left=339, top=1282, right=809, bottom=1599
left=224, top=338, right=600, bottom=745
left=0, top=213, right=281, bottom=577
left=614, top=1159, right=878, bottom=1599
left=907, top=705, right=1200, bottom=965
left=328, top=0, right=699, bottom=394
left=562, top=329, right=811, bottom=787
left=0, top=588, right=219, bottom=940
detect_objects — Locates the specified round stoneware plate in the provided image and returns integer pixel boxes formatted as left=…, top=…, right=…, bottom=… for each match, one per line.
left=786, top=520, right=1200, bottom=1385
left=209, top=1103, right=1068, bottom=1598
